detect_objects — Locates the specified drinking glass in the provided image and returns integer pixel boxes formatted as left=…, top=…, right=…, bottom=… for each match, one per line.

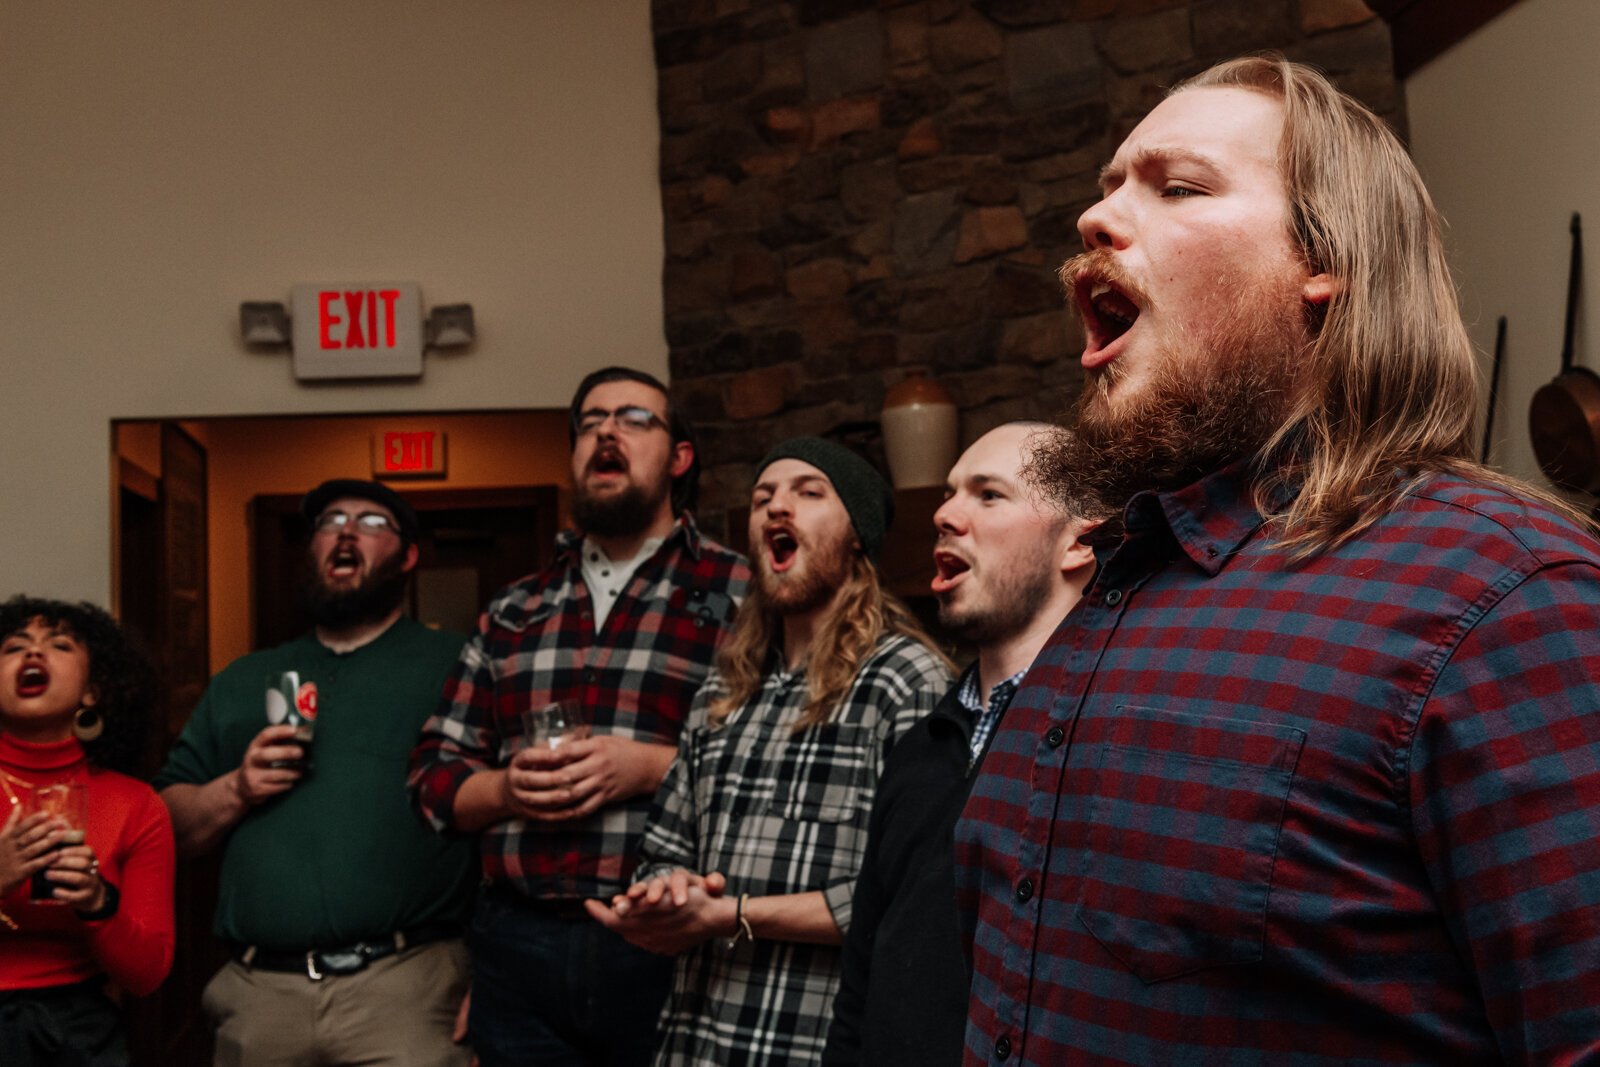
left=265, top=670, right=317, bottom=770
left=24, top=780, right=86, bottom=902
left=521, top=699, right=591, bottom=752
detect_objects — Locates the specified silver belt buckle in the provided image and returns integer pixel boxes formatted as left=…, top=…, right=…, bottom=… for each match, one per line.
left=306, top=952, right=323, bottom=981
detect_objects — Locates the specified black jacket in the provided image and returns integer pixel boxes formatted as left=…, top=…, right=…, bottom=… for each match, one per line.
left=824, top=675, right=999, bottom=1066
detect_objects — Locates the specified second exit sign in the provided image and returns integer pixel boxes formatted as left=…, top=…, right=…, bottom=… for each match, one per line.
left=372, top=430, right=446, bottom=479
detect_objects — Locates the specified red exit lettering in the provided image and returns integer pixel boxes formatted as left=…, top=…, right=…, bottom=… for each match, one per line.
left=319, top=289, right=401, bottom=350
left=383, top=431, right=436, bottom=472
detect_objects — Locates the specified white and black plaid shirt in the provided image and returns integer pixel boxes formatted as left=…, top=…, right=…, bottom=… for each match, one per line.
left=636, top=633, right=952, bottom=1066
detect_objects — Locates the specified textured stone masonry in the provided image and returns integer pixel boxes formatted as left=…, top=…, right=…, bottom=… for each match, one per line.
left=652, top=0, right=1400, bottom=530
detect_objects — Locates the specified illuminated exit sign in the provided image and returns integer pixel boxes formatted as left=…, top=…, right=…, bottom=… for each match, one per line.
left=292, top=282, right=423, bottom=379
left=372, top=430, right=447, bottom=479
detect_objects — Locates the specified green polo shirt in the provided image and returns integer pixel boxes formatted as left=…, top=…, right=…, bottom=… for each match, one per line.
left=155, top=618, right=473, bottom=950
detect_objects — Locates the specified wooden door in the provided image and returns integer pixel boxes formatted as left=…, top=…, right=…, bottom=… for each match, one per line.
left=120, top=423, right=222, bottom=1067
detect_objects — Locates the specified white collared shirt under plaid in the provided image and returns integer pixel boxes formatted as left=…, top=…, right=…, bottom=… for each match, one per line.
left=961, top=665, right=1026, bottom=768
left=635, top=633, right=952, bottom=1067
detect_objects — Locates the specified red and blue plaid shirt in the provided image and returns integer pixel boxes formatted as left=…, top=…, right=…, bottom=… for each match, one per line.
left=408, top=515, right=749, bottom=900
left=955, top=463, right=1600, bottom=1065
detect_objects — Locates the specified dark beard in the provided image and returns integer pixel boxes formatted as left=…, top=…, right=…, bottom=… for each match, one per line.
left=937, top=549, right=1056, bottom=647
left=1030, top=251, right=1308, bottom=516
left=303, top=549, right=410, bottom=630
left=571, top=482, right=664, bottom=539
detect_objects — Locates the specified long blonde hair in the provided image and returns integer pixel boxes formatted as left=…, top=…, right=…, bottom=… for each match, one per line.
left=710, top=554, right=949, bottom=732
left=1177, top=56, right=1583, bottom=550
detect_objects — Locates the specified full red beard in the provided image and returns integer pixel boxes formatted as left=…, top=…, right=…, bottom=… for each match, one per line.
left=756, top=522, right=855, bottom=617
left=1030, top=247, right=1311, bottom=517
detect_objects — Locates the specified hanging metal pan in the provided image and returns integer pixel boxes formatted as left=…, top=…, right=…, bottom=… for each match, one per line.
left=1530, top=213, right=1600, bottom=492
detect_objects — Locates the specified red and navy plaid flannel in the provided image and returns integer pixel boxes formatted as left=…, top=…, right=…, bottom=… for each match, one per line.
left=408, top=515, right=749, bottom=900
left=956, top=464, right=1600, bottom=1065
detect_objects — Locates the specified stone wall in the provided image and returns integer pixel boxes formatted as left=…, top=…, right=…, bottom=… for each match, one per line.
left=653, top=0, right=1400, bottom=527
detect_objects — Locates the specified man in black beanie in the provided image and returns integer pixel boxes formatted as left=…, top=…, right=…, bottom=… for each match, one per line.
left=588, top=437, right=953, bottom=1065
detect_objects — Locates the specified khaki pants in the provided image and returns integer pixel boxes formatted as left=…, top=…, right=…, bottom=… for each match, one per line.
left=203, top=938, right=472, bottom=1067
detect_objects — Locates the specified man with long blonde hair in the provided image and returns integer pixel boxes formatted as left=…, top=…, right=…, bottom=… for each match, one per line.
left=957, top=55, right=1600, bottom=1064
left=588, top=437, right=951, bottom=1065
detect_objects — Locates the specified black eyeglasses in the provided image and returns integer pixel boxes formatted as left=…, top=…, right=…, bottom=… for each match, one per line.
left=314, top=511, right=400, bottom=537
left=574, top=405, right=667, bottom=437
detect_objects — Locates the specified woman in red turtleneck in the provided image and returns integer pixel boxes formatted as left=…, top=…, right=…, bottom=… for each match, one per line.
left=0, top=596, right=174, bottom=1067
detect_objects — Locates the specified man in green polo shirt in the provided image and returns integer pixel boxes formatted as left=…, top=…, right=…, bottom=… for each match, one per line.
left=155, top=479, right=474, bottom=1067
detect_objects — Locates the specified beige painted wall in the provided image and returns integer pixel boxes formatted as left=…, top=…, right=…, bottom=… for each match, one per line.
left=1407, top=0, right=1600, bottom=494
left=0, top=1, right=665, bottom=606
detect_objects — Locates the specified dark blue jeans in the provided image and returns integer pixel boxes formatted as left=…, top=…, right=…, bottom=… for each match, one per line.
left=466, top=891, right=673, bottom=1067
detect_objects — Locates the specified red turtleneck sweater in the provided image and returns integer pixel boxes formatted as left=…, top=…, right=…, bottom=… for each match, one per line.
left=0, top=734, right=174, bottom=996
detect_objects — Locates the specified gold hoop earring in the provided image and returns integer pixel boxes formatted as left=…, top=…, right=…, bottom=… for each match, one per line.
left=72, top=706, right=104, bottom=743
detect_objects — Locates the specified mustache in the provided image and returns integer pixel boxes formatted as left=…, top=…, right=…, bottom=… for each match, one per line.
left=1059, top=248, right=1151, bottom=310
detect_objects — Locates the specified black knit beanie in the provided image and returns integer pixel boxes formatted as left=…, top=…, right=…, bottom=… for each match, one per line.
left=756, top=438, right=894, bottom=560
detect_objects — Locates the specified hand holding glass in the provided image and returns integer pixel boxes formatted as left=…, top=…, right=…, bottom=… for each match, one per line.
left=23, top=781, right=86, bottom=902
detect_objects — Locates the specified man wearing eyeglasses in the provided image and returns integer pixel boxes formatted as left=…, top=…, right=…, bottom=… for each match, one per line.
left=409, top=367, right=750, bottom=1067
left=156, top=479, right=477, bottom=1067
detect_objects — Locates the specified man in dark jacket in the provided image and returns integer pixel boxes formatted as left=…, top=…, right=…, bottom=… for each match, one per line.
left=823, top=422, right=1098, bottom=1065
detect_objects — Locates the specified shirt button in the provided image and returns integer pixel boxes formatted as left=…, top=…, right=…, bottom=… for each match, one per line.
left=1045, top=726, right=1064, bottom=748
left=580, top=610, right=592, bottom=620
left=584, top=668, right=597, bottom=683
left=1105, top=588, right=1123, bottom=606
left=1015, top=878, right=1033, bottom=903
left=995, top=1035, right=1012, bottom=1060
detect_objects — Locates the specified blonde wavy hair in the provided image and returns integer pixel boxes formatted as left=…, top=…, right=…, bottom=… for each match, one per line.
left=709, top=554, right=949, bottom=732
left=1178, top=56, right=1582, bottom=551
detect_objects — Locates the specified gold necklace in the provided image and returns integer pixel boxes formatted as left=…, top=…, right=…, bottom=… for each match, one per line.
left=0, top=770, right=25, bottom=930
left=0, top=768, right=26, bottom=809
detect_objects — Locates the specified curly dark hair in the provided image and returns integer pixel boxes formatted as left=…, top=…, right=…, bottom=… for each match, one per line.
left=0, top=596, right=154, bottom=776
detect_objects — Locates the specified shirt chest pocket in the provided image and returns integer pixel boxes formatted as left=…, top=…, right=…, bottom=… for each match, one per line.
left=1074, top=706, right=1304, bottom=983
left=660, top=587, right=739, bottom=641
left=766, top=722, right=873, bottom=824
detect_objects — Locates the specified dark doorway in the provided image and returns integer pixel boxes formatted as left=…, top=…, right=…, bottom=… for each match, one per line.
left=250, top=486, right=559, bottom=648
left=114, top=411, right=568, bottom=1067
